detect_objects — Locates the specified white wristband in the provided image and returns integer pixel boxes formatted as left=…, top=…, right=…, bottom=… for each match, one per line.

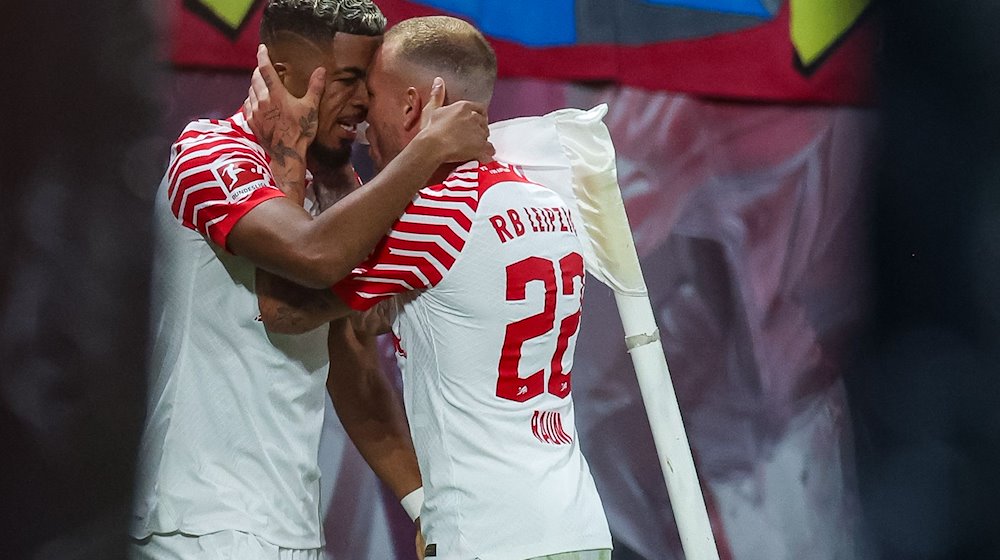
left=400, top=486, right=424, bottom=521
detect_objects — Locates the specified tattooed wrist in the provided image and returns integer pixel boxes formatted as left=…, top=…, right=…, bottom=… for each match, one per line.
left=270, top=140, right=304, bottom=168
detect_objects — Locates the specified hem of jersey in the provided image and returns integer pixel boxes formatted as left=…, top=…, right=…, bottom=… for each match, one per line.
left=210, top=187, right=287, bottom=253
left=463, top=534, right=613, bottom=560
left=127, top=529, right=326, bottom=558
left=128, top=519, right=323, bottom=552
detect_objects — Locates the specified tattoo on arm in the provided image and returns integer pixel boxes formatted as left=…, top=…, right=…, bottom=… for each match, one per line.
left=270, top=140, right=304, bottom=168
left=273, top=290, right=332, bottom=322
left=257, top=269, right=340, bottom=333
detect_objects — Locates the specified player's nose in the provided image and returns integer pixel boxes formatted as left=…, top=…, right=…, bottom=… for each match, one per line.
left=351, top=80, right=369, bottom=108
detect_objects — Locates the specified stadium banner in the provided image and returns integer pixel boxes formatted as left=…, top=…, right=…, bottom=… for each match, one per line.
left=170, top=0, right=876, bottom=105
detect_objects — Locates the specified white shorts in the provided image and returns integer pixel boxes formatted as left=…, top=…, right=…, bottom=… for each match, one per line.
left=129, top=531, right=322, bottom=560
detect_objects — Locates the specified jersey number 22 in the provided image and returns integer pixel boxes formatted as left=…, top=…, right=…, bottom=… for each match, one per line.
left=497, top=253, right=584, bottom=402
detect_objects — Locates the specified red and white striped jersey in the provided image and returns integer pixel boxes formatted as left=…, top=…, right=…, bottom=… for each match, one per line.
left=334, top=161, right=611, bottom=560
left=165, top=112, right=289, bottom=249
left=132, top=112, right=330, bottom=549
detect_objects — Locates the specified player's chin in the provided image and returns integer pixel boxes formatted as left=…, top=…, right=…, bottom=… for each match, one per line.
left=308, top=139, right=353, bottom=168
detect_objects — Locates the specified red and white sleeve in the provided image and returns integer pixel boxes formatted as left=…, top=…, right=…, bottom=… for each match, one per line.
left=333, top=175, right=481, bottom=311
left=167, top=135, right=285, bottom=251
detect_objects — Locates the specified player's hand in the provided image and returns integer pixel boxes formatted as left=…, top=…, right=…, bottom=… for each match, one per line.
left=244, top=44, right=326, bottom=164
left=349, top=300, right=394, bottom=337
left=418, top=77, right=494, bottom=164
left=350, top=293, right=414, bottom=336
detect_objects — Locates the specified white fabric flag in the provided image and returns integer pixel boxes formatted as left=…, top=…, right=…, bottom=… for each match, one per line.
left=490, top=105, right=645, bottom=296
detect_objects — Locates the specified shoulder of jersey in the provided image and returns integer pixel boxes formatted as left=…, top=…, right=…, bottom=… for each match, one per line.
left=166, top=114, right=269, bottom=191
left=172, top=114, right=258, bottom=153
left=164, top=113, right=277, bottom=234
left=424, top=160, right=533, bottom=196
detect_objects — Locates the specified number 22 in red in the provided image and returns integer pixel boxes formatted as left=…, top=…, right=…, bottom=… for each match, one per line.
left=497, top=253, right=584, bottom=402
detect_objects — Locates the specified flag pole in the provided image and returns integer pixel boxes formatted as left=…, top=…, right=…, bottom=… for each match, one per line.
left=558, top=106, right=721, bottom=560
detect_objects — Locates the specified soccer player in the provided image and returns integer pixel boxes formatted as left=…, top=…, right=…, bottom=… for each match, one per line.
left=128, top=1, right=492, bottom=559
left=254, top=15, right=614, bottom=560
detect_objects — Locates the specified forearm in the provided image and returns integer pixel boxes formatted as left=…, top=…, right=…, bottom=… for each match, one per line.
left=296, top=133, right=446, bottom=285
left=254, top=165, right=358, bottom=334
left=327, top=318, right=421, bottom=500
left=256, top=269, right=350, bottom=334
left=268, top=146, right=309, bottom=205
left=233, top=133, right=447, bottom=289
left=240, top=66, right=489, bottom=289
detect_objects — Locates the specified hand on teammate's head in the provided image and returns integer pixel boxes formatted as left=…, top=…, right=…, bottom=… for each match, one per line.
left=244, top=44, right=327, bottom=159
left=417, top=77, right=494, bottom=164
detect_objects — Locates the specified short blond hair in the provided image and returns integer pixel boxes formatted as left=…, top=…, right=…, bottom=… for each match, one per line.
left=386, top=16, right=497, bottom=104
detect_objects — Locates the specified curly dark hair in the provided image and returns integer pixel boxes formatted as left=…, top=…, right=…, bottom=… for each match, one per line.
left=260, top=0, right=386, bottom=44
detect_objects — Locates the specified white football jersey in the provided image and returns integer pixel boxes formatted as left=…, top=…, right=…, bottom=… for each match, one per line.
left=335, top=161, right=612, bottom=560
left=130, top=113, right=330, bottom=549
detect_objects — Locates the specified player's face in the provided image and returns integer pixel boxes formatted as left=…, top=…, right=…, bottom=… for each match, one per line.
left=363, top=47, right=408, bottom=172
left=316, top=33, right=380, bottom=166
left=279, top=33, right=380, bottom=167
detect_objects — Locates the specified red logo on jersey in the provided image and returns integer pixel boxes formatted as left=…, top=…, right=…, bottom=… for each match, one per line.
left=531, top=410, right=573, bottom=445
left=218, top=158, right=272, bottom=204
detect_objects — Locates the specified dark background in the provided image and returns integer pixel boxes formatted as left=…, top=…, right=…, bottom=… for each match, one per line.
left=846, top=2, right=1000, bottom=559
left=0, top=2, right=157, bottom=558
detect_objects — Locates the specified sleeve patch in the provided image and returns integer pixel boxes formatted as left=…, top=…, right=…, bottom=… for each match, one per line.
left=168, top=139, right=284, bottom=251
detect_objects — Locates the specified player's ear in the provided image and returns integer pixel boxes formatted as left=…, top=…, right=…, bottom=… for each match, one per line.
left=274, top=62, right=289, bottom=84
left=403, top=86, right=422, bottom=131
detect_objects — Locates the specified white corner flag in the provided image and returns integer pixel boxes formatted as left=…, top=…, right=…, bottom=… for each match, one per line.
left=490, top=105, right=721, bottom=560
